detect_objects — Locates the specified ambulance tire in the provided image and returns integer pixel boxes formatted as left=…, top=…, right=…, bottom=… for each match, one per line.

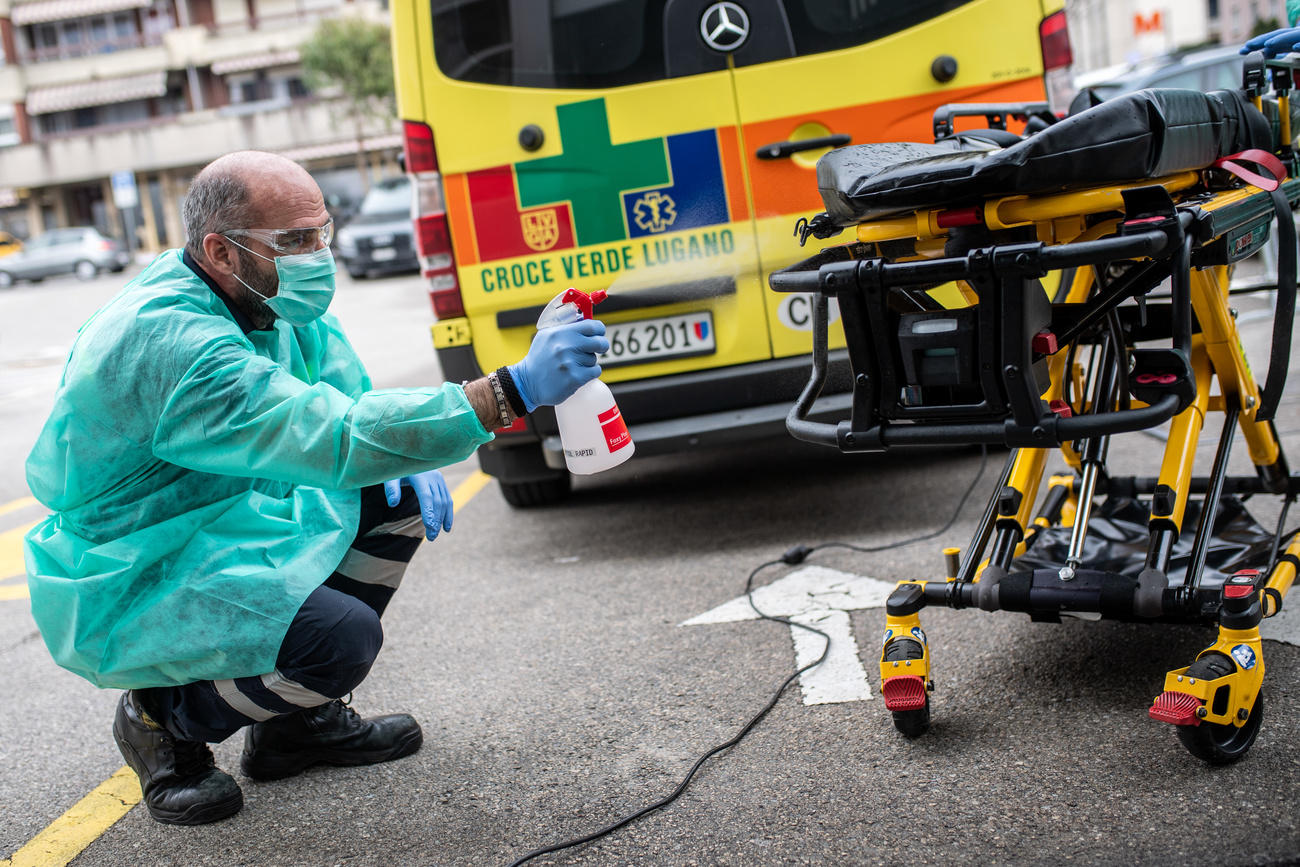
left=499, top=474, right=571, bottom=508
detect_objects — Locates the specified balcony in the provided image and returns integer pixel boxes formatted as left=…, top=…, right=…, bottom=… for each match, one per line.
left=0, top=96, right=399, bottom=188
left=205, top=6, right=339, bottom=38
left=19, top=31, right=166, bottom=64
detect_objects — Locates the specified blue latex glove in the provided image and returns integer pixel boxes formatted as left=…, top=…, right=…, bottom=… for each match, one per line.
left=1241, top=27, right=1300, bottom=57
left=383, top=470, right=453, bottom=541
left=508, top=319, right=609, bottom=411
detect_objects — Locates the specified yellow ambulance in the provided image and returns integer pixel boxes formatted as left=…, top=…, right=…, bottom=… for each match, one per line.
left=392, top=0, right=1072, bottom=505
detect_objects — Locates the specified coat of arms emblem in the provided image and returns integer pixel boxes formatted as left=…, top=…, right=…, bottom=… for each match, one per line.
left=521, top=209, right=560, bottom=251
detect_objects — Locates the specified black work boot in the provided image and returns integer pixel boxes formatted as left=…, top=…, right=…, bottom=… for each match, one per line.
left=112, top=691, right=243, bottom=825
left=240, top=699, right=422, bottom=781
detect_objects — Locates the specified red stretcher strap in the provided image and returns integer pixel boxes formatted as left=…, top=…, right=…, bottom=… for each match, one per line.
left=1212, top=148, right=1286, bottom=191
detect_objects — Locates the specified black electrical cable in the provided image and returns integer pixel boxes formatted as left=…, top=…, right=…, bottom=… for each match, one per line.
left=506, top=445, right=989, bottom=866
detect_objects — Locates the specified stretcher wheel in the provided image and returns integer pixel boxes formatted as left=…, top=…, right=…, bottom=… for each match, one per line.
left=883, top=639, right=931, bottom=739
left=1175, top=653, right=1264, bottom=765
left=891, top=699, right=931, bottom=739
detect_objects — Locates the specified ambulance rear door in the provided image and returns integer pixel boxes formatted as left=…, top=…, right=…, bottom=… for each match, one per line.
left=718, top=0, right=1057, bottom=358
left=418, top=0, right=771, bottom=384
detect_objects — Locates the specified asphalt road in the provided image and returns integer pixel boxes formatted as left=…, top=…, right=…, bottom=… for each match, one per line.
left=0, top=263, right=1297, bottom=866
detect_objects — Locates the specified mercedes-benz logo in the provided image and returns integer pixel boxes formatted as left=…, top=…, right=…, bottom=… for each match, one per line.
left=700, top=1, right=750, bottom=52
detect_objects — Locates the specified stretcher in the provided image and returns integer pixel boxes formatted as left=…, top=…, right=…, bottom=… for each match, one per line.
left=770, top=53, right=1300, bottom=763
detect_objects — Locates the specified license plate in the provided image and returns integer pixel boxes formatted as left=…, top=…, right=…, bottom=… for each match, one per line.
left=371, top=247, right=396, bottom=261
left=601, top=312, right=715, bottom=367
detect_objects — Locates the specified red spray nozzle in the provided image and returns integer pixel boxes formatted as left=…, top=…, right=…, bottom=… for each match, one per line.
left=560, top=287, right=608, bottom=320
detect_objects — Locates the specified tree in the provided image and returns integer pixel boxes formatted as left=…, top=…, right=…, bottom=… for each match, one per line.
left=1252, top=16, right=1282, bottom=37
left=299, top=16, right=396, bottom=191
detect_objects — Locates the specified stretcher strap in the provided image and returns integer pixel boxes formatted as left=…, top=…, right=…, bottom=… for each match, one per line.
left=1258, top=180, right=1296, bottom=422
left=1212, top=149, right=1286, bottom=191
left=1218, top=148, right=1299, bottom=422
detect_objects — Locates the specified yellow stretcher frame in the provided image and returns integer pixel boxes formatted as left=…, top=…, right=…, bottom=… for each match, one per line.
left=774, top=66, right=1300, bottom=764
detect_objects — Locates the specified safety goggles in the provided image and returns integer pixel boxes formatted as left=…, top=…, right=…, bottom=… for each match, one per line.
left=225, top=219, right=334, bottom=255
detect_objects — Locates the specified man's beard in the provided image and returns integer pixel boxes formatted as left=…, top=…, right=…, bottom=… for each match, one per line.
left=234, top=247, right=279, bottom=330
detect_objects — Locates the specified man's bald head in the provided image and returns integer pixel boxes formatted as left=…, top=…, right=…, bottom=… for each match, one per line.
left=181, top=151, right=321, bottom=262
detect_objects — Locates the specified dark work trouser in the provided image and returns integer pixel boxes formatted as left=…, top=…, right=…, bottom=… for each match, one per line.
left=139, top=484, right=424, bottom=743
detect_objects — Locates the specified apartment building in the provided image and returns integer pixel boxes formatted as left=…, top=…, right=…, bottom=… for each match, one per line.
left=1067, top=0, right=1290, bottom=76
left=0, top=0, right=401, bottom=252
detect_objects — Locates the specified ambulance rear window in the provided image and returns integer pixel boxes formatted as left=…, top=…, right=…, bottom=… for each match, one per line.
left=432, top=0, right=666, bottom=89
left=785, top=0, right=975, bottom=56
left=431, top=0, right=977, bottom=87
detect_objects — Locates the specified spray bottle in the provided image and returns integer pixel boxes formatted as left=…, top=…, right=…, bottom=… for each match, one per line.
left=536, top=287, right=634, bottom=474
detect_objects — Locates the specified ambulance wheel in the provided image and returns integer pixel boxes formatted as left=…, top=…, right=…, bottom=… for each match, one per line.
left=499, top=474, right=571, bottom=508
left=1175, top=653, right=1263, bottom=765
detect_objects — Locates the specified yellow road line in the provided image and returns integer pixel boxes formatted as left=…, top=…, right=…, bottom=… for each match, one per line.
left=0, top=497, right=38, bottom=517
left=451, top=469, right=492, bottom=510
left=3, top=470, right=495, bottom=864
left=0, top=766, right=141, bottom=867
left=1, top=521, right=38, bottom=586
left=0, top=583, right=29, bottom=602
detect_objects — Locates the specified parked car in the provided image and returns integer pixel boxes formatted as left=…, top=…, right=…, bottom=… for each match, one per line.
left=0, top=226, right=130, bottom=288
left=1073, top=45, right=1245, bottom=104
left=0, top=231, right=22, bottom=258
left=334, top=177, right=419, bottom=279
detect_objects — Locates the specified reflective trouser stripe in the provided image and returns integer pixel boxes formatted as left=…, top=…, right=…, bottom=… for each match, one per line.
left=333, top=548, right=409, bottom=588
left=261, top=669, right=334, bottom=708
left=367, top=514, right=424, bottom=539
left=213, top=678, right=278, bottom=721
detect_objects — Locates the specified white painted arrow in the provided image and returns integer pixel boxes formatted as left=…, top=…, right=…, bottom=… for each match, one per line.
left=682, top=565, right=898, bottom=706
left=683, top=565, right=1300, bottom=708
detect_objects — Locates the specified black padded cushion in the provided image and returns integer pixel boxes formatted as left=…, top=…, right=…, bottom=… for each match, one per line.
left=818, top=88, right=1273, bottom=225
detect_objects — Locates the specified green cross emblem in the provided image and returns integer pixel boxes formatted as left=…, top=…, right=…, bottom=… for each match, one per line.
left=516, top=98, right=670, bottom=247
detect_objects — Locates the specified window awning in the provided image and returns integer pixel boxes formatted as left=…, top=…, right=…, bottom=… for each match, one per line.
left=211, top=49, right=301, bottom=76
left=25, top=70, right=167, bottom=115
left=11, top=0, right=151, bottom=27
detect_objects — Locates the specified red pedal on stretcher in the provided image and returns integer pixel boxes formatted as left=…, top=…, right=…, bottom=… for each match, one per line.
left=1149, top=690, right=1202, bottom=726
left=881, top=675, right=927, bottom=711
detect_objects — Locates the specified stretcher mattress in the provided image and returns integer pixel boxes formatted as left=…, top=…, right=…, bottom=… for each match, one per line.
left=818, top=88, right=1273, bottom=225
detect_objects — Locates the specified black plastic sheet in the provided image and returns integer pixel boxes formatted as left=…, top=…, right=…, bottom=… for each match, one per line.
left=1013, top=495, right=1277, bottom=589
left=817, top=88, right=1272, bottom=224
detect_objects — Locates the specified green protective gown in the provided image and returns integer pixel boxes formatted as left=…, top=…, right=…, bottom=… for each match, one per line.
left=23, top=250, right=492, bottom=689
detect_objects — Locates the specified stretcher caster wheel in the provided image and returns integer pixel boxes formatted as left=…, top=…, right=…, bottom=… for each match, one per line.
left=891, top=697, right=931, bottom=739
left=882, top=638, right=931, bottom=739
left=1175, top=654, right=1264, bottom=765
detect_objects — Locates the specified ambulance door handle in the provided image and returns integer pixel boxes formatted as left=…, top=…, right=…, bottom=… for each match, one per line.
left=755, top=134, right=850, bottom=160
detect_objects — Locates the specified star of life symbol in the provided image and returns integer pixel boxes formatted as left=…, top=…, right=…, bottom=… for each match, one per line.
left=700, top=1, right=750, bottom=52
left=633, top=191, right=677, bottom=233
left=521, top=209, right=560, bottom=251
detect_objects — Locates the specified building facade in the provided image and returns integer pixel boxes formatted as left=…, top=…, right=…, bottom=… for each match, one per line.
left=0, top=0, right=400, bottom=251
left=1068, top=0, right=1291, bottom=75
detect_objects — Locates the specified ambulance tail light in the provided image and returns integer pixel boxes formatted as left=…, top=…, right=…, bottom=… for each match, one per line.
left=1039, top=10, right=1072, bottom=70
left=403, top=119, right=464, bottom=320
left=1039, top=10, right=1074, bottom=113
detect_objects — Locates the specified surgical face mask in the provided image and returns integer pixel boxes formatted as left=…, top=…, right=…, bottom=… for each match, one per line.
left=225, top=238, right=337, bottom=326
